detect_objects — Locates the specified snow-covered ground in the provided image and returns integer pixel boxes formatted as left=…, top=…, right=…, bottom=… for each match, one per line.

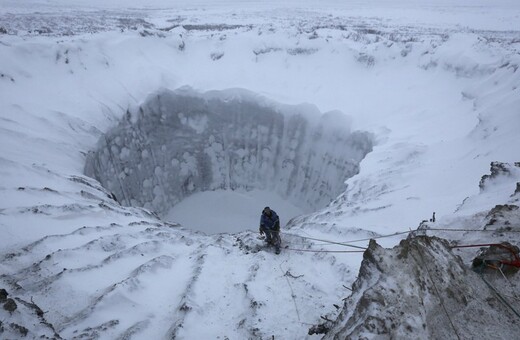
left=1, top=0, right=520, bottom=339
left=165, top=189, right=305, bottom=234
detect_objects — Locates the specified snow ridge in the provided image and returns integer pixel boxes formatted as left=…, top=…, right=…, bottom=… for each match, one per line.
left=1, top=208, right=355, bottom=339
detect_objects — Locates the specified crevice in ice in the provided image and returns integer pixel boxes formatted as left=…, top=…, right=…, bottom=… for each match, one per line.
left=84, top=87, right=373, bottom=232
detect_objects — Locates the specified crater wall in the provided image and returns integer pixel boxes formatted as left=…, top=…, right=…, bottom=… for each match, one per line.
left=85, top=88, right=373, bottom=215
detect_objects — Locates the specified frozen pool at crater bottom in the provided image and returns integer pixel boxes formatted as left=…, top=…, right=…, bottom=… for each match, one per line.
left=164, top=189, right=306, bottom=234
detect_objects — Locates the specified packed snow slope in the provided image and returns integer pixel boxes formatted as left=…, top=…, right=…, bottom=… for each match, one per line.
left=1, top=0, right=520, bottom=339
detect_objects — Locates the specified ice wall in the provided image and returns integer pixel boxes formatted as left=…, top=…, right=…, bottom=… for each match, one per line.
left=85, top=88, right=373, bottom=215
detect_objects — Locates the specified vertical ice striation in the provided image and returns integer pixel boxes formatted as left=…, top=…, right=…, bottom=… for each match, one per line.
left=85, top=88, right=373, bottom=216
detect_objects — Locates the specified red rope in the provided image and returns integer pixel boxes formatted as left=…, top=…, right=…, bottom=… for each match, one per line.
left=451, top=243, right=520, bottom=268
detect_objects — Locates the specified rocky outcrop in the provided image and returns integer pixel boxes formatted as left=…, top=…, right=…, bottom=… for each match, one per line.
left=472, top=242, right=520, bottom=275
left=0, top=289, right=7, bottom=303
left=479, top=161, right=520, bottom=191
left=3, top=298, right=16, bottom=313
left=324, top=236, right=520, bottom=339
left=0, top=288, right=60, bottom=339
left=485, top=204, right=520, bottom=230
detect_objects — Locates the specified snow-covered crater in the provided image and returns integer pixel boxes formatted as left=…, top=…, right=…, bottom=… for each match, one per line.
left=84, top=88, right=373, bottom=230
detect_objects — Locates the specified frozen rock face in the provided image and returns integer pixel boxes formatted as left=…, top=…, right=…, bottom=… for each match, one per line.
left=85, top=88, right=373, bottom=216
left=452, top=162, right=520, bottom=216
left=324, top=236, right=520, bottom=339
left=479, top=162, right=520, bottom=191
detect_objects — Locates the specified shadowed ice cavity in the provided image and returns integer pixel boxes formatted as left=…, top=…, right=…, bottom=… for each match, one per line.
left=84, top=87, right=373, bottom=219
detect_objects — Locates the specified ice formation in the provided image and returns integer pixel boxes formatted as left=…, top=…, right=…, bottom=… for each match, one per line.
left=85, top=88, right=373, bottom=217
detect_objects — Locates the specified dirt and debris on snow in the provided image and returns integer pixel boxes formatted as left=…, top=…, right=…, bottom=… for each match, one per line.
left=325, top=235, right=520, bottom=339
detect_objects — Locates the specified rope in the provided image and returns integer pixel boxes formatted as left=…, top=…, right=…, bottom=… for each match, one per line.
left=477, top=265, right=520, bottom=319
left=278, top=261, right=301, bottom=323
left=283, top=227, right=520, bottom=248
left=277, top=261, right=329, bottom=327
left=427, top=228, right=520, bottom=233
left=416, top=244, right=461, bottom=340
left=502, top=293, right=520, bottom=302
left=451, top=243, right=517, bottom=249
left=340, top=230, right=413, bottom=243
left=279, top=233, right=367, bottom=253
left=285, top=248, right=365, bottom=254
left=497, top=266, right=520, bottom=301
left=335, top=228, right=520, bottom=244
left=282, top=232, right=367, bottom=249
left=451, top=243, right=520, bottom=268
left=279, top=225, right=520, bottom=256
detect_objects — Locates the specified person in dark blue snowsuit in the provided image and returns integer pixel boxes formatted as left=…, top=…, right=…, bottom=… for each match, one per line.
left=259, top=206, right=281, bottom=254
